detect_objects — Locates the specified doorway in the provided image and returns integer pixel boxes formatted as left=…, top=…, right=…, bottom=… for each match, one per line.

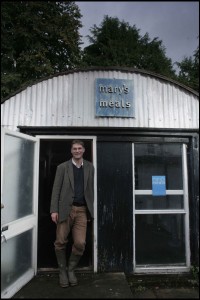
left=37, top=138, right=94, bottom=271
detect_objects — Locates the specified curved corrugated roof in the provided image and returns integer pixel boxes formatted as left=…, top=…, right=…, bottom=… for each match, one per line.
left=1, top=66, right=199, bottom=131
left=1, top=66, right=199, bottom=103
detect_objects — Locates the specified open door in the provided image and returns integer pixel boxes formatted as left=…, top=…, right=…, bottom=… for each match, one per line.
left=1, top=128, right=39, bottom=298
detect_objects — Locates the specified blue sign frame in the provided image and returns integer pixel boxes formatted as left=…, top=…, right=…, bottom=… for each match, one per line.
left=95, top=78, right=134, bottom=117
left=152, top=176, right=166, bottom=196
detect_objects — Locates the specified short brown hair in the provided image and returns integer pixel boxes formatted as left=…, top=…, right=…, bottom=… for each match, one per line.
left=71, top=139, right=85, bottom=148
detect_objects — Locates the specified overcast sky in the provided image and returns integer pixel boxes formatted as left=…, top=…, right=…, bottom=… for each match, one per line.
left=76, top=1, right=199, bottom=67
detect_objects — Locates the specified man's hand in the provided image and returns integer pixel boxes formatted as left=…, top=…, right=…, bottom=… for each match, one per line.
left=51, top=212, right=58, bottom=224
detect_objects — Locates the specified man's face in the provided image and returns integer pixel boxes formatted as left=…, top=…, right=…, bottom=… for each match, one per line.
left=71, top=143, right=85, bottom=160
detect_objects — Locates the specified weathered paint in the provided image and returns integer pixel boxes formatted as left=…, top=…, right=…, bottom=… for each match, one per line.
left=97, top=142, right=133, bottom=272
left=1, top=68, right=199, bottom=131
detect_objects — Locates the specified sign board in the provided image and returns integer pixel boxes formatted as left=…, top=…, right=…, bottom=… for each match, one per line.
left=95, top=78, right=134, bottom=117
left=152, top=176, right=166, bottom=196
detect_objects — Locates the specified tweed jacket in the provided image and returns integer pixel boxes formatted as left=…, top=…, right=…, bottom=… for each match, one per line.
left=50, top=158, right=94, bottom=223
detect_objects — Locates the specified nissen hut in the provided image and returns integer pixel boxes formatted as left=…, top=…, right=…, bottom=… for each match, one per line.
left=1, top=67, right=199, bottom=298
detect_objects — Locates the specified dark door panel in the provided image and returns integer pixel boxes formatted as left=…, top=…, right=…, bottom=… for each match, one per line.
left=97, top=142, right=133, bottom=272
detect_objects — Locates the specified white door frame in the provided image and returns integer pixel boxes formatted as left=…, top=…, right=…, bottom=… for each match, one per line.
left=36, top=135, right=98, bottom=273
left=132, top=142, right=190, bottom=274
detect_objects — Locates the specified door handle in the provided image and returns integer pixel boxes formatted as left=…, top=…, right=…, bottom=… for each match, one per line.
left=1, top=226, right=8, bottom=243
left=1, top=233, right=7, bottom=244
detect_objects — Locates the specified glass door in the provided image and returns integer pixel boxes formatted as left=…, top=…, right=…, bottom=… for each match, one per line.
left=133, top=143, right=190, bottom=273
left=1, top=128, right=39, bottom=298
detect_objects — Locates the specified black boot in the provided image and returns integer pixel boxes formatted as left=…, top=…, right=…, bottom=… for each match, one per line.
left=67, top=253, right=81, bottom=286
left=55, top=249, right=69, bottom=288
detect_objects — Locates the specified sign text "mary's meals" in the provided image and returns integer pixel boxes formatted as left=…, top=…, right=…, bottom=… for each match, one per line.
left=95, top=78, right=135, bottom=118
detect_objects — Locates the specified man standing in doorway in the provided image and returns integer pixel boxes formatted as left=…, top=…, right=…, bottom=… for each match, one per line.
left=50, top=140, right=94, bottom=288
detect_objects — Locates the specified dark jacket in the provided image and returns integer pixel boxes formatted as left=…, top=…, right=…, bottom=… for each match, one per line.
left=50, top=159, right=94, bottom=223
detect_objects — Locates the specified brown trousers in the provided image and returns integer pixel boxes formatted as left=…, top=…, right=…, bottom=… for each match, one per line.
left=54, top=205, right=87, bottom=256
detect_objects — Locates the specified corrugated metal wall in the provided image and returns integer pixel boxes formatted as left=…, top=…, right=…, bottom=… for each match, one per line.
left=1, top=69, right=199, bottom=131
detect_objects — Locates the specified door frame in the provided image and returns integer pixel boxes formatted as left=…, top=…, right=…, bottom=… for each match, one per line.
left=132, top=142, right=191, bottom=274
left=36, top=135, right=98, bottom=273
left=1, top=128, right=39, bottom=298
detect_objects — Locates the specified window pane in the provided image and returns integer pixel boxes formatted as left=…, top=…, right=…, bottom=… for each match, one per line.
left=135, top=214, right=185, bottom=265
left=135, top=195, right=183, bottom=210
left=1, top=230, right=33, bottom=292
left=134, top=144, right=183, bottom=190
left=3, top=135, right=35, bottom=223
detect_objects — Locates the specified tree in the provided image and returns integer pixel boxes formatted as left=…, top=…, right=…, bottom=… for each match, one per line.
left=1, top=1, right=83, bottom=99
left=175, top=46, right=199, bottom=92
left=82, top=15, right=176, bottom=78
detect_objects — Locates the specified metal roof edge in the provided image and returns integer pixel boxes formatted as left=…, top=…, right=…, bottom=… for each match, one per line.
left=1, top=66, right=199, bottom=103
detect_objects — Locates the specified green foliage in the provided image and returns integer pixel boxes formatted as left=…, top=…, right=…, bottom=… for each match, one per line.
left=2, top=8, right=198, bottom=100
left=82, top=16, right=176, bottom=78
left=175, top=46, right=199, bottom=92
left=1, top=1, right=83, bottom=99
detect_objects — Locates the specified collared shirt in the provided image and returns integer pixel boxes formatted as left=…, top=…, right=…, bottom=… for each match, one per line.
left=72, top=158, right=83, bottom=168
